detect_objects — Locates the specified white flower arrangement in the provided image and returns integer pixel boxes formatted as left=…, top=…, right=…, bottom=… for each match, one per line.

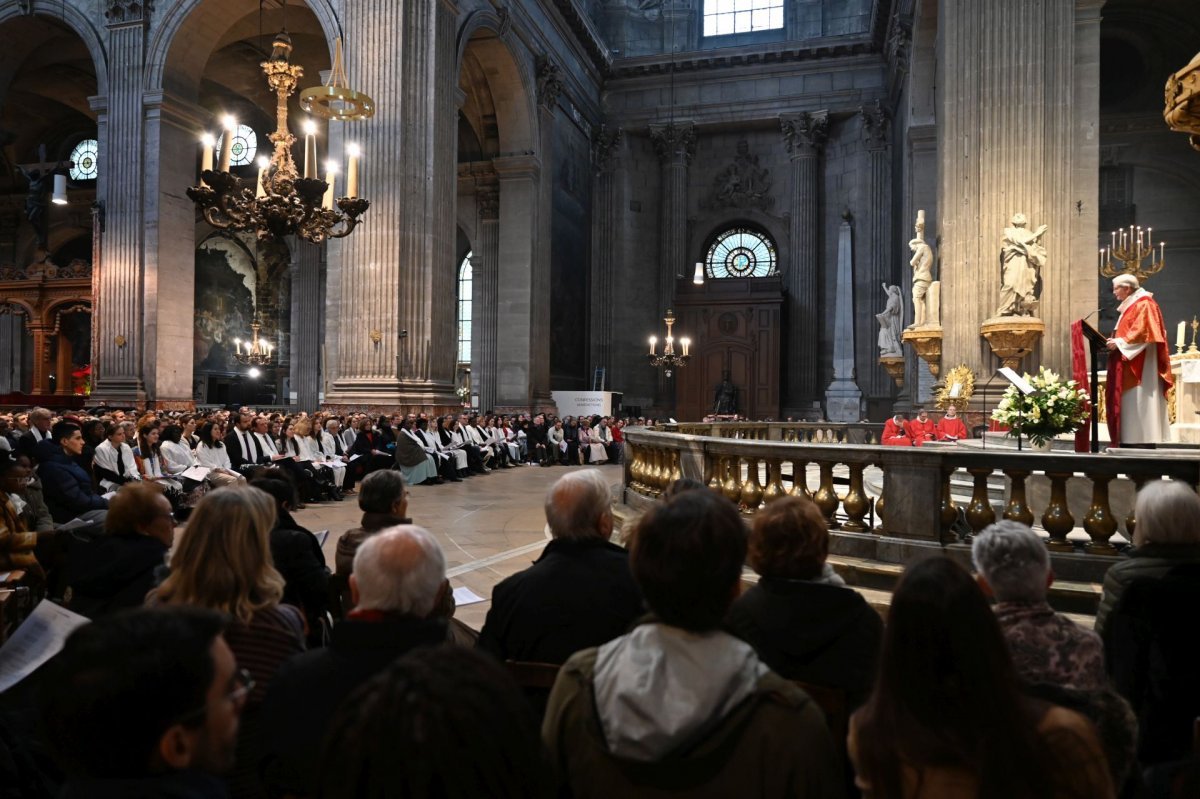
left=990, top=366, right=1090, bottom=447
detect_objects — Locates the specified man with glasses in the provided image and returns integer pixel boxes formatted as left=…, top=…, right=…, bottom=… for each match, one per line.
left=40, top=607, right=249, bottom=796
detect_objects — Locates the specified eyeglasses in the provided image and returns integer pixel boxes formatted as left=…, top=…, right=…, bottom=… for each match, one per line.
left=175, top=668, right=255, bottom=725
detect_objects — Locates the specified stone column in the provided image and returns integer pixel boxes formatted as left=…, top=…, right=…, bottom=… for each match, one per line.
left=937, top=0, right=1099, bottom=383
left=859, top=100, right=893, bottom=401
left=589, top=125, right=623, bottom=387
left=91, top=3, right=151, bottom=404
left=649, top=121, right=696, bottom=315
left=532, top=57, right=562, bottom=409
left=0, top=312, right=19, bottom=394
left=494, top=155, right=540, bottom=410
left=290, top=240, right=322, bottom=410
left=780, top=111, right=829, bottom=414
left=474, top=187, right=500, bottom=413
left=327, top=0, right=459, bottom=409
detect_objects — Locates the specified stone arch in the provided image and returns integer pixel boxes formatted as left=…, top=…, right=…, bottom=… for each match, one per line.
left=457, top=28, right=537, bottom=156
left=0, top=1, right=108, bottom=96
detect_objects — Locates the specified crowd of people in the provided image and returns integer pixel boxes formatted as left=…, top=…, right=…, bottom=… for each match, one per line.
left=0, top=403, right=1198, bottom=799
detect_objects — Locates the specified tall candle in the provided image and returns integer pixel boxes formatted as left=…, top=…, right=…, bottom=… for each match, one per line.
left=200, top=133, right=215, bottom=186
left=303, top=120, right=318, bottom=179
left=346, top=142, right=360, bottom=197
left=648, top=336, right=657, bottom=356
left=255, top=156, right=269, bottom=198
left=1178, top=321, right=1187, bottom=350
left=219, top=115, right=236, bottom=172
left=322, top=160, right=337, bottom=210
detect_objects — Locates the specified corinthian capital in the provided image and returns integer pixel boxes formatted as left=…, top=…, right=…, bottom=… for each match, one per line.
left=592, top=125, right=623, bottom=173
left=106, top=0, right=153, bottom=25
left=860, top=100, right=891, bottom=151
left=536, top=56, right=564, bottom=110
left=477, top=187, right=499, bottom=221
left=780, top=111, right=829, bottom=158
left=649, top=122, right=696, bottom=165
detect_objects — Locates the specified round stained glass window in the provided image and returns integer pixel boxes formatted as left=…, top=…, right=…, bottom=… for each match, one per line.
left=216, top=125, right=258, bottom=167
left=705, top=228, right=777, bottom=279
left=69, top=139, right=98, bottom=181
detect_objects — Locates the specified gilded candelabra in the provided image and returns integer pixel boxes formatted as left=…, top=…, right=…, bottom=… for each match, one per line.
left=647, top=309, right=691, bottom=378
left=187, top=32, right=371, bottom=243
left=234, top=320, right=274, bottom=366
left=1099, top=224, right=1165, bottom=282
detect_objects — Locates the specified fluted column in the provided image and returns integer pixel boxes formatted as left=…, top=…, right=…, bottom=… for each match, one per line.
left=649, top=121, right=695, bottom=315
left=589, top=125, right=623, bottom=386
left=92, top=6, right=151, bottom=404
left=328, top=0, right=458, bottom=408
left=474, top=187, right=500, bottom=413
left=533, top=57, right=562, bottom=409
left=860, top=101, right=893, bottom=400
left=937, top=0, right=1099, bottom=382
left=291, top=240, right=322, bottom=410
left=780, top=111, right=829, bottom=412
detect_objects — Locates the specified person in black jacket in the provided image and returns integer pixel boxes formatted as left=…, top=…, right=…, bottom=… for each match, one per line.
left=35, top=423, right=108, bottom=525
left=477, top=469, right=642, bottom=664
left=726, top=494, right=883, bottom=711
left=65, top=481, right=173, bottom=619
left=250, top=477, right=330, bottom=644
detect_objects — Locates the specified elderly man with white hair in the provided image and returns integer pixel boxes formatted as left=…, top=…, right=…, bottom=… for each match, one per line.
left=260, top=525, right=452, bottom=798
left=972, top=520, right=1106, bottom=691
left=1105, top=273, right=1172, bottom=445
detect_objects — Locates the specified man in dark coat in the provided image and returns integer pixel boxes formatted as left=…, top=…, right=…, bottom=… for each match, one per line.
left=477, top=469, right=642, bottom=664
left=35, top=423, right=108, bottom=524
left=259, top=526, right=450, bottom=799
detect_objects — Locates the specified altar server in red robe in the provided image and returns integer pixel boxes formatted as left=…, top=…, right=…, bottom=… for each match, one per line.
left=1105, top=274, right=1172, bottom=445
left=882, top=413, right=912, bottom=446
left=908, top=408, right=937, bottom=446
left=938, top=404, right=969, bottom=442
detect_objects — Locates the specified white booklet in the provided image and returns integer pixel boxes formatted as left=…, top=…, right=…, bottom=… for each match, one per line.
left=0, top=600, right=90, bottom=693
left=181, top=465, right=212, bottom=482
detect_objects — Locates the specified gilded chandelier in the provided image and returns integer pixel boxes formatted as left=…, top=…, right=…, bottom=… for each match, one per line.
left=647, top=309, right=691, bottom=377
left=187, top=32, right=371, bottom=244
left=234, top=320, right=274, bottom=366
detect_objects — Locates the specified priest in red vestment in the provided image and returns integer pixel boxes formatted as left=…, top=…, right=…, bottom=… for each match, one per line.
left=882, top=413, right=912, bottom=446
left=937, top=404, right=969, bottom=442
left=1105, top=274, right=1172, bottom=445
left=907, top=409, right=937, bottom=446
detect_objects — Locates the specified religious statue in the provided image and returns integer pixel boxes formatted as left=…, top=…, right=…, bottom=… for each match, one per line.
left=876, top=284, right=904, bottom=357
left=16, top=163, right=53, bottom=251
left=996, top=213, right=1047, bottom=317
left=706, top=140, right=773, bottom=211
left=713, top=373, right=738, bottom=415
left=909, top=210, right=935, bottom=328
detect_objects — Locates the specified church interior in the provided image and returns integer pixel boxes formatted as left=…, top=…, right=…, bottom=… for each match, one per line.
left=1, top=0, right=1198, bottom=423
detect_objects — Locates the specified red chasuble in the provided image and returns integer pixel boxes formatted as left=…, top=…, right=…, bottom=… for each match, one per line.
left=938, top=416, right=969, bottom=441
left=1105, top=292, right=1173, bottom=444
left=882, top=418, right=912, bottom=446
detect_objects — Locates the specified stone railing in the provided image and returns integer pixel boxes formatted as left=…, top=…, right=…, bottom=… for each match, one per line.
left=663, top=421, right=884, bottom=444
left=622, top=427, right=1200, bottom=582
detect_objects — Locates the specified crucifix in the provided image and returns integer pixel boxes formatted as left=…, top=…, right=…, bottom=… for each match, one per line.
left=16, top=144, right=75, bottom=252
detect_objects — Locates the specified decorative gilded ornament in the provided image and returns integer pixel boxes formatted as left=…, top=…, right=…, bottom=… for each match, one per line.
left=114, top=334, right=126, bottom=348
left=935, top=364, right=976, bottom=409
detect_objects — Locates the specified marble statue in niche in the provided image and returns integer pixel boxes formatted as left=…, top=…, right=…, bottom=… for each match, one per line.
left=997, top=213, right=1047, bottom=317
left=876, top=284, right=904, bottom=357
left=908, top=209, right=936, bottom=328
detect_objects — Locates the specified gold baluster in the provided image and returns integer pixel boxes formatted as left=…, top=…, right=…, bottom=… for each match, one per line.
left=789, top=459, right=811, bottom=499
left=762, top=458, right=786, bottom=504
left=740, top=457, right=764, bottom=512
left=965, top=467, right=997, bottom=537
left=1042, top=472, right=1075, bottom=552
left=669, top=450, right=682, bottom=483
left=813, top=461, right=840, bottom=529
left=629, top=445, right=645, bottom=493
left=647, top=449, right=663, bottom=497
left=1002, top=469, right=1035, bottom=526
left=1125, top=475, right=1149, bottom=540
left=721, top=454, right=742, bottom=503
left=841, top=463, right=871, bottom=532
left=940, top=468, right=958, bottom=544
left=1083, top=473, right=1119, bottom=555
left=707, top=455, right=722, bottom=492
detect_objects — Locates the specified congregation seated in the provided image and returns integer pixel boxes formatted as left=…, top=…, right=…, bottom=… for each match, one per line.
left=881, top=412, right=911, bottom=446
left=64, top=481, right=173, bottom=619
left=905, top=408, right=937, bottom=445
left=0, top=451, right=48, bottom=590
left=317, top=646, right=552, bottom=799
left=153, top=485, right=305, bottom=799
left=39, top=607, right=244, bottom=798
left=542, top=488, right=841, bottom=798
left=1095, top=479, right=1200, bottom=637
left=937, top=403, right=969, bottom=441
left=849, top=557, right=1114, bottom=798
left=260, top=526, right=452, bottom=798
left=726, top=494, right=883, bottom=711
left=7, top=453, right=55, bottom=533
left=477, top=469, right=642, bottom=664
left=334, top=470, right=411, bottom=600
left=36, top=422, right=108, bottom=525
left=15, top=407, right=53, bottom=461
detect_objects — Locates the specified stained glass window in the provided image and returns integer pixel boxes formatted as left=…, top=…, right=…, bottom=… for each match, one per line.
left=703, top=0, right=784, bottom=36
left=69, top=139, right=98, bottom=181
left=705, top=227, right=777, bottom=279
left=458, top=254, right=472, bottom=365
left=216, top=125, right=258, bottom=167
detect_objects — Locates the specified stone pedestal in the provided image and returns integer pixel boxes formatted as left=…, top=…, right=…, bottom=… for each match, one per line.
left=980, top=316, right=1045, bottom=370
left=902, top=325, right=943, bottom=378
left=879, top=356, right=906, bottom=390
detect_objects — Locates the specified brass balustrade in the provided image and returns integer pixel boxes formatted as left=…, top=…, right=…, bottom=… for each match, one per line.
left=965, top=467, right=997, bottom=536
left=1041, top=472, right=1075, bottom=552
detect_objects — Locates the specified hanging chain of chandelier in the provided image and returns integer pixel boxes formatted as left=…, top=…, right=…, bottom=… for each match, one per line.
left=187, top=32, right=374, bottom=244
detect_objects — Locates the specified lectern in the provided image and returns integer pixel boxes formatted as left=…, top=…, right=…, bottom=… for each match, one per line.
left=1080, top=319, right=1107, bottom=453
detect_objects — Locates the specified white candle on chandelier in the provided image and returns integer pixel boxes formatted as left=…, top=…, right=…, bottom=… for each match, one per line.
left=648, top=336, right=657, bottom=356
left=255, top=156, right=269, bottom=198
left=234, top=338, right=242, bottom=356
left=1110, top=230, right=1115, bottom=251
left=681, top=337, right=690, bottom=357
left=200, top=133, right=215, bottom=185
left=1178, top=321, right=1187, bottom=350
left=346, top=142, right=360, bottom=198
left=1098, top=249, right=1103, bottom=270
left=303, top=119, right=318, bottom=179
left=218, top=115, right=237, bottom=172
left=322, top=160, right=338, bottom=210
left=1160, top=241, right=1165, bottom=264
left=665, top=335, right=673, bottom=355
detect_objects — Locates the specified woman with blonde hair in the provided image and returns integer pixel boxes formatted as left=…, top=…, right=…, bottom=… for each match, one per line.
left=154, top=484, right=304, bottom=799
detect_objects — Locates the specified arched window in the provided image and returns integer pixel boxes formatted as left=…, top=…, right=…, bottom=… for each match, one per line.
left=69, top=139, right=98, bottom=181
left=216, top=124, right=258, bottom=167
left=458, top=253, right=472, bottom=365
left=703, top=0, right=784, bottom=36
left=705, top=227, right=778, bottom=279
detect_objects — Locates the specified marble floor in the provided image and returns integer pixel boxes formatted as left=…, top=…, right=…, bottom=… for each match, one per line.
left=295, top=463, right=626, bottom=631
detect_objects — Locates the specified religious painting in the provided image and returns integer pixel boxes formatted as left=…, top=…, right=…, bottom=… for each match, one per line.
left=194, top=236, right=256, bottom=373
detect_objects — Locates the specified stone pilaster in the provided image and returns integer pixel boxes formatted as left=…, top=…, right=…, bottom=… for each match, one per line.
left=290, top=240, right=322, bottom=410
left=0, top=312, right=21, bottom=394
left=327, top=0, right=459, bottom=408
left=780, top=111, right=829, bottom=413
left=937, top=0, right=1099, bottom=383
left=493, top=155, right=540, bottom=410
left=474, top=187, right=499, bottom=413
left=589, top=125, right=623, bottom=388
left=649, top=121, right=695, bottom=315
left=533, top=56, right=562, bottom=409
left=859, top=100, right=893, bottom=400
